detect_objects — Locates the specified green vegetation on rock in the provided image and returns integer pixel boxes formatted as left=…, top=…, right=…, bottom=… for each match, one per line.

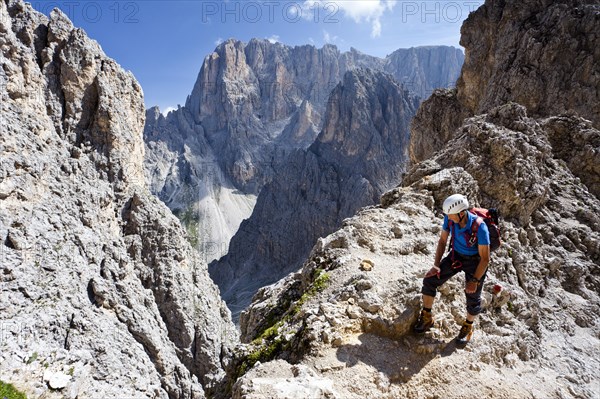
left=175, top=207, right=200, bottom=248
left=25, top=352, right=38, bottom=365
left=232, top=267, right=332, bottom=385
left=293, top=269, right=330, bottom=315
left=0, top=381, right=27, bottom=399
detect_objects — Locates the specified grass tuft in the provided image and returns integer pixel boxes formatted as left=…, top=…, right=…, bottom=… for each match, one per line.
left=25, top=353, right=38, bottom=365
left=0, top=381, right=27, bottom=399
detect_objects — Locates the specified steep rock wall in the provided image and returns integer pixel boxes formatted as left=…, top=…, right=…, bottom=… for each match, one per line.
left=410, top=0, right=600, bottom=167
left=0, top=1, right=237, bottom=397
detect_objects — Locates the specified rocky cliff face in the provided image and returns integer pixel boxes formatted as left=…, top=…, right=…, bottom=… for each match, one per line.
left=233, top=104, right=600, bottom=399
left=410, top=0, right=600, bottom=166
left=143, top=105, right=258, bottom=265
left=210, top=69, right=419, bottom=319
left=385, top=46, right=464, bottom=99
left=144, top=41, right=463, bottom=263
left=408, top=88, right=469, bottom=164
left=0, top=1, right=236, bottom=397
left=457, top=0, right=600, bottom=125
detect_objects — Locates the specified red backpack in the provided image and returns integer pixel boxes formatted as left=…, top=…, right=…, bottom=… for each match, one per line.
left=468, top=208, right=501, bottom=251
left=448, top=208, right=501, bottom=252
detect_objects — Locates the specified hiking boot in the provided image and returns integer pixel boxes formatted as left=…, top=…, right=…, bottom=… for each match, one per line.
left=456, top=322, right=474, bottom=346
left=413, top=310, right=433, bottom=333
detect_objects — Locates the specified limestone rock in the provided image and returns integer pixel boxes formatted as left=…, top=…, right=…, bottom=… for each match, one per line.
left=232, top=360, right=344, bottom=399
left=0, top=1, right=236, bottom=397
left=234, top=1, right=600, bottom=397
left=385, top=46, right=464, bottom=99
left=357, top=292, right=383, bottom=313
left=408, top=88, right=469, bottom=164
left=143, top=106, right=257, bottom=264
left=43, top=370, right=70, bottom=390
left=406, top=103, right=555, bottom=225
left=409, top=0, right=600, bottom=168
left=542, top=115, right=600, bottom=198
left=238, top=111, right=600, bottom=396
left=360, top=259, right=374, bottom=271
left=457, top=0, right=600, bottom=127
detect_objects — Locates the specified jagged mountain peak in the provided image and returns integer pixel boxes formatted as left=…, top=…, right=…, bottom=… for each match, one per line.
left=215, top=37, right=341, bottom=52
left=147, top=37, right=463, bottom=267
left=146, top=105, right=163, bottom=122
left=314, top=68, right=418, bottom=165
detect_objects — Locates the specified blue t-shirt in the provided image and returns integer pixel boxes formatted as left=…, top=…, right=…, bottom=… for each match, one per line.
left=443, top=211, right=490, bottom=256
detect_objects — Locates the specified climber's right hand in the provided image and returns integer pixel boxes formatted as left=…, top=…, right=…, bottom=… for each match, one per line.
left=425, top=265, right=441, bottom=279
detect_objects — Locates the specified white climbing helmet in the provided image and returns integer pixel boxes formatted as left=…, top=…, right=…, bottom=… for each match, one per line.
left=443, top=194, right=469, bottom=214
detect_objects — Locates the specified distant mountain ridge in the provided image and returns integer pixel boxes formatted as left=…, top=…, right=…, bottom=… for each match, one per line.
left=144, top=39, right=464, bottom=264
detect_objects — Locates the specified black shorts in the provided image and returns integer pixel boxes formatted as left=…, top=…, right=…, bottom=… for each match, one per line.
left=421, top=252, right=487, bottom=315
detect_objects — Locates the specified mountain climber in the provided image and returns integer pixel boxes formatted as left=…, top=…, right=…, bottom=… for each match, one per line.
left=413, top=194, right=490, bottom=345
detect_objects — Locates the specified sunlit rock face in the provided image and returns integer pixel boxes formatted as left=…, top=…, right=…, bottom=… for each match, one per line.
left=0, top=2, right=237, bottom=397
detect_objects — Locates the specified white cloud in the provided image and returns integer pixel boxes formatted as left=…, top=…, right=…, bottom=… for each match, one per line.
left=266, top=35, right=280, bottom=43
left=309, top=37, right=315, bottom=44
left=303, top=0, right=396, bottom=38
left=323, top=30, right=338, bottom=43
left=214, top=38, right=223, bottom=46
left=162, top=106, right=176, bottom=117
left=287, top=4, right=300, bottom=19
left=371, top=18, right=382, bottom=37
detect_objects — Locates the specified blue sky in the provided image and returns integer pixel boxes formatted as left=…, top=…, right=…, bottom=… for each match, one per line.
left=31, top=1, right=483, bottom=113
